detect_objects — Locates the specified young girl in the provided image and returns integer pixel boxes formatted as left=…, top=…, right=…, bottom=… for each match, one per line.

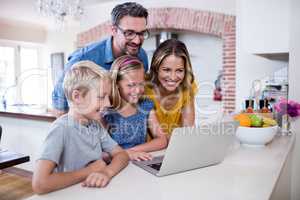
left=105, top=55, right=168, bottom=161
left=145, top=39, right=197, bottom=138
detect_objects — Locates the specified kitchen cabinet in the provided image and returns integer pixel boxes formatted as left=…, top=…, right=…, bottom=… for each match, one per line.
left=239, top=0, right=289, bottom=54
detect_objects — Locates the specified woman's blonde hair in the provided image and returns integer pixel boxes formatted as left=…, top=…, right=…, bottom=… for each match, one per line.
left=110, top=55, right=144, bottom=109
left=147, top=38, right=195, bottom=91
left=63, top=60, right=110, bottom=103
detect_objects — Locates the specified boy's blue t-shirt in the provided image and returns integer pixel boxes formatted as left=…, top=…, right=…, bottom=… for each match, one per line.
left=38, top=114, right=118, bottom=172
left=105, top=98, right=154, bottom=149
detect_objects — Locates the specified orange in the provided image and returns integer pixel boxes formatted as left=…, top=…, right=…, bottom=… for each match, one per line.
left=234, top=113, right=251, bottom=127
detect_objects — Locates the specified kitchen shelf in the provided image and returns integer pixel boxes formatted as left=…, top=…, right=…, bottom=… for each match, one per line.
left=255, top=53, right=289, bottom=62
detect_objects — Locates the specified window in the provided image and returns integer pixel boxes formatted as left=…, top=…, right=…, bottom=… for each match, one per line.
left=0, top=46, right=15, bottom=87
left=0, top=45, right=17, bottom=105
left=0, top=41, right=47, bottom=107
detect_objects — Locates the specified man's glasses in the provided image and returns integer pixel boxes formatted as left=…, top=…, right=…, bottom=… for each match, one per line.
left=116, top=25, right=150, bottom=40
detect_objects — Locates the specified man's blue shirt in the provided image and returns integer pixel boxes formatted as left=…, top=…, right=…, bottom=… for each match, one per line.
left=52, top=36, right=148, bottom=111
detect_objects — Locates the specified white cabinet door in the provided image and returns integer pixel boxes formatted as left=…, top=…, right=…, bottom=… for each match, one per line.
left=239, top=0, right=289, bottom=54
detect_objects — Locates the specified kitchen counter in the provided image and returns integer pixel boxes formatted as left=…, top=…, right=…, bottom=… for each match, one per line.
left=0, top=105, right=56, bottom=122
left=26, top=135, right=294, bottom=200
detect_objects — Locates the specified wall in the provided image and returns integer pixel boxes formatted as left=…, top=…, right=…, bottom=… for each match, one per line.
left=45, top=0, right=236, bottom=86
left=240, top=0, right=289, bottom=53
left=289, top=0, right=300, bottom=199
left=179, top=33, right=222, bottom=86
left=44, top=29, right=78, bottom=65
left=142, top=32, right=223, bottom=86
left=235, top=0, right=288, bottom=111
left=81, top=0, right=236, bottom=32
left=40, top=0, right=235, bottom=50
left=0, top=18, right=46, bottom=43
left=0, top=0, right=236, bottom=66
left=77, top=7, right=236, bottom=113
left=41, top=28, right=82, bottom=106
left=179, top=33, right=223, bottom=122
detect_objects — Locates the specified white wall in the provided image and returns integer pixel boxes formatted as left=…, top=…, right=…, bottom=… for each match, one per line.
left=240, top=0, right=289, bottom=53
left=44, top=0, right=235, bottom=75
left=143, top=32, right=223, bottom=88
left=0, top=18, right=46, bottom=43
left=179, top=33, right=223, bottom=120
left=143, top=32, right=224, bottom=122
left=43, top=0, right=235, bottom=55
left=0, top=0, right=236, bottom=66
left=289, top=0, right=300, bottom=199
left=43, top=0, right=234, bottom=111
left=236, top=0, right=288, bottom=111
left=179, top=33, right=222, bottom=87
left=42, top=28, right=82, bottom=106
left=44, top=29, right=79, bottom=65
left=82, top=0, right=236, bottom=32
left=43, top=28, right=81, bottom=72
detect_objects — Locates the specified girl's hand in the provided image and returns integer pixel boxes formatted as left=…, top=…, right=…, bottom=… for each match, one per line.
left=81, top=172, right=111, bottom=188
left=126, top=149, right=152, bottom=161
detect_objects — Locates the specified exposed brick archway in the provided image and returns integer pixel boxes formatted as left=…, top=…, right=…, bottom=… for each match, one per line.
left=77, top=8, right=236, bottom=113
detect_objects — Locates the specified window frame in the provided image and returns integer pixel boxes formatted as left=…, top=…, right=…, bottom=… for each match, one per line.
left=0, top=39, right=45, bottom=106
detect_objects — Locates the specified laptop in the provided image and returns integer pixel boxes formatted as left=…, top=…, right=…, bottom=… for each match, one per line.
left=132, top=121, right=238, bottom=177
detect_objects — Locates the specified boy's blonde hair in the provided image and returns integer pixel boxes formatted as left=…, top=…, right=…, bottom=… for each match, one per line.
left=110, top=55, right=144, bottom=109
left=63, top=61, right=110, bottom=103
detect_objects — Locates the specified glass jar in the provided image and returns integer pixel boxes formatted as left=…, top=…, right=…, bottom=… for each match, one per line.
left=280, top=114, right=291, bottom=136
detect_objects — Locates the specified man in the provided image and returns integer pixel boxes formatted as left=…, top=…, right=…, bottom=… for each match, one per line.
left=52, top=2, right=149, bottom=116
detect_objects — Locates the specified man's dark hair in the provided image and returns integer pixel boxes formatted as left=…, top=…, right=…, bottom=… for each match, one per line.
left=111, top=2, right=148, bottom=25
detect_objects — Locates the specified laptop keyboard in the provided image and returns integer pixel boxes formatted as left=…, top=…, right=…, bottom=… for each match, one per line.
left=148, top=162, right=162, bottom=171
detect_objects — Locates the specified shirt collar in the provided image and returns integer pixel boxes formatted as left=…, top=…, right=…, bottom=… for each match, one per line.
left=65, top=114, right=98, bottom=135
left=104, top=36, right=114, bottom=64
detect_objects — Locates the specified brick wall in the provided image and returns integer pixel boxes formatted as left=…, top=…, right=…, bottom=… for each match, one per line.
left=77, top=8, right=236, bottom=113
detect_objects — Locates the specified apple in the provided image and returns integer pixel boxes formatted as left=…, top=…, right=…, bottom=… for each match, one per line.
left=249, top=114, right=263, bottom=127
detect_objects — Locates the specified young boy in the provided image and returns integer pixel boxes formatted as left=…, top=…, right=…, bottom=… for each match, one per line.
left=32, top=61, right=129, bottom=194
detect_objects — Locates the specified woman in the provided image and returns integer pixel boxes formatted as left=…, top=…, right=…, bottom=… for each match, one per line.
left=145, top=39, right=197, bottom=138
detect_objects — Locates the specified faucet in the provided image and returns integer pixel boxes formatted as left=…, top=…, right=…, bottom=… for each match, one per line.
left=1, top=85, right=16, bottom=109
left=1, top=96, right=6, bottom=109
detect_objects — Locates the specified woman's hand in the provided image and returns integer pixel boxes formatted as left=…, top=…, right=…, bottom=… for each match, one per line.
left=126, top=149, right=152, bottom=161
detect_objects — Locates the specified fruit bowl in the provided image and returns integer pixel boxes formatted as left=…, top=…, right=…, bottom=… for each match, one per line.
left=236, top=125, right=278, bottom=147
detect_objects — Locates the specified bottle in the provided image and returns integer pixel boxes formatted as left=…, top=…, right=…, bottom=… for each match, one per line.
left=261, top=106, right=269, bottom=113
left=246, top=106, right=254, bottom=113
left=259, top=99, right=270, bottom=113
left=245, top=99, right=254, bottom=113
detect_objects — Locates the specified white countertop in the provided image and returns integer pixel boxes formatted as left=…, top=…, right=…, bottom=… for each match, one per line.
left=26, top=135, right=294, bottom=200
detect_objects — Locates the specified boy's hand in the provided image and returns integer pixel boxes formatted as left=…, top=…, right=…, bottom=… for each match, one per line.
left=81, top=172, right=111, bottom=188
left=87, top=160, right=107, bottom=173
left=126, top=149, right=152, bottom=161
